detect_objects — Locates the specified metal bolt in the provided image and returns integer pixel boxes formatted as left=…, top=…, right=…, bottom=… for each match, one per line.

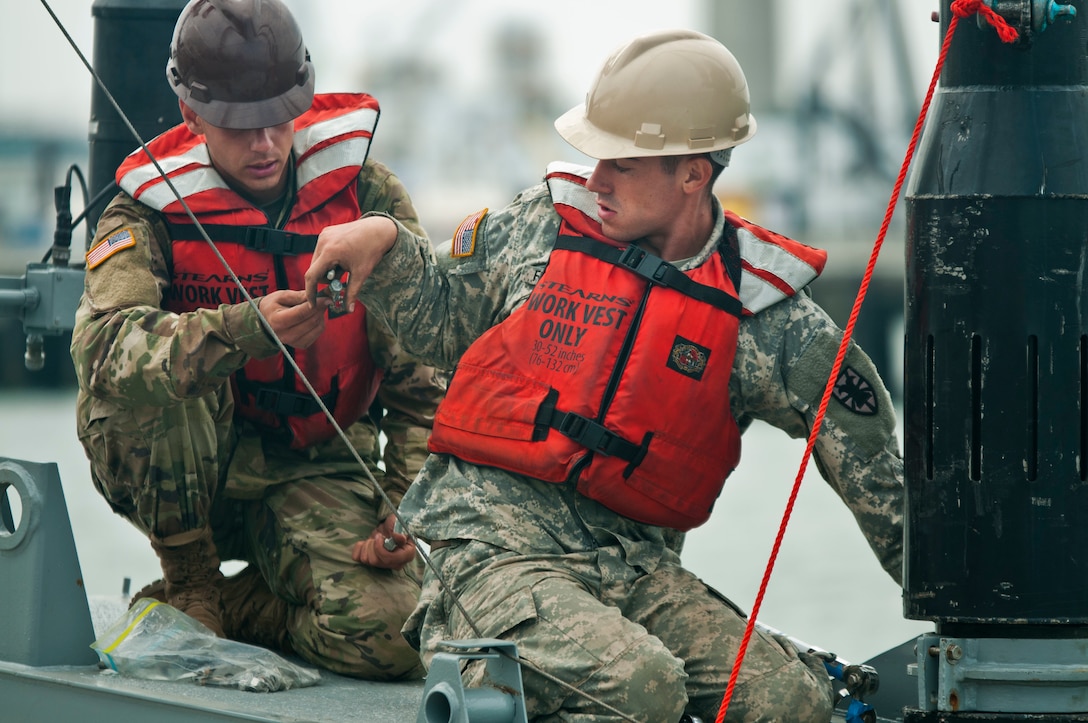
left=1037, top=0, right=1077, bottom=32
left=945, top=644, right=964, bottom=663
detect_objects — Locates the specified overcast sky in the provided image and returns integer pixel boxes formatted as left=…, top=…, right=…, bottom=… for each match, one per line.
left=8, top=0, right=939, bottom=136
left=9, top=0, right=691, bottom=134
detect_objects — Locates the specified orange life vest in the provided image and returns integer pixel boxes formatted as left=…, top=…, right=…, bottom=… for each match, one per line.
left=428, top=164, right=827, bottom=530
left=117, top=93, right=383, bottom=448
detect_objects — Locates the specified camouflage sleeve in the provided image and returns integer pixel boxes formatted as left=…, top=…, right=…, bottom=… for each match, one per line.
left=365, top=315, right=448, bottom=518
left=731, top=291, right=905, bottom=585
left=358, top=182, right=559, bottom=369
left=355, top=158, right=450, bottom=517
left=71, top=193, right=277, bottom=407
left=356, top=158, right=428, bottom=238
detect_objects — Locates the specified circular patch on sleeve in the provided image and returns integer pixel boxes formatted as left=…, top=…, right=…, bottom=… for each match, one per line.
left=832, top=365, right=878, bottom=415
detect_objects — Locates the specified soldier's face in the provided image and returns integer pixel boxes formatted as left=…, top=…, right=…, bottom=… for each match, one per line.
left=586, top=157, right=687, bottom=250
left=180, top=102, right=295, bottom=205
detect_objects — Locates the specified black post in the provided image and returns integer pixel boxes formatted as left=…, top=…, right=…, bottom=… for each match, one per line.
left=87, top=0, right=187, bottom=237
left=904, top=0, right=1088, bottom=720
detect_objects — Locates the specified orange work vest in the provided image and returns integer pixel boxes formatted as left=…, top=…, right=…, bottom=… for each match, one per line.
left=120, top=94, right=384, bottom=448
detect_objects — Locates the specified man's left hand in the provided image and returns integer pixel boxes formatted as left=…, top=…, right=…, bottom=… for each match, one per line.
left=352, top=515, right=416, bottom=569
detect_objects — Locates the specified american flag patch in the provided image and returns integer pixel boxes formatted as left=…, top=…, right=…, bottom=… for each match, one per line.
left=450, top=208, right=487, bottom=258
left=86, top=227, right=136, bottom=269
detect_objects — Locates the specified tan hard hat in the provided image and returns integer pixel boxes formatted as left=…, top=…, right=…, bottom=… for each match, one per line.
left=167, top=0, right=315, bottom=130
left=555, top=29, right=757, bottom=160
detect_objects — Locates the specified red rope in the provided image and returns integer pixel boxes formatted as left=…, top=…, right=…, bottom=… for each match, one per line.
left=713, top=3, right=1017, bottom=721
left=960, top=0, right=1022, bottom=42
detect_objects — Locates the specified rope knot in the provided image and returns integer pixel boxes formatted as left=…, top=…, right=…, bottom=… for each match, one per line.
left=952, top=0, right=1022, bottom=42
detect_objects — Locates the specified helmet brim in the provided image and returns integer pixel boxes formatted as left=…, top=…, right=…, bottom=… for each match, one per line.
left=178, top=65, right=315, bottom=130
left=555, top=102, right=757, bottom=161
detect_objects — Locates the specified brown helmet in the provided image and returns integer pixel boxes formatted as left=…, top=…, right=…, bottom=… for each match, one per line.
left=554, top=29, right=757, bottom=160
left=166, top=0, right=315, bottom=129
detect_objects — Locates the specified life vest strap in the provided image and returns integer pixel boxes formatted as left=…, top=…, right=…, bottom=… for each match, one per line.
left=165, top=221, right=319, bottom=256
left=552, top=408, right=645, bottom=460
left=719, top=223, right=743, bottom=291
left=555, top=235, right=742, bottom=317
left=533, top=387, right=646, bottom=464
left=254, top=386, right=339, bottom=417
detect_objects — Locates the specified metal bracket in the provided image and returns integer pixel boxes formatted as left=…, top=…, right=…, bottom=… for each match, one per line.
left=978, top=0, right=1076, bottom=35
left=911, top=633, right=1088, bottom=713
left=0, top=458, right=98, bottom=666
left=0, top=263, right=85, bottom=370
left=417, top=639, right=529, bottom=723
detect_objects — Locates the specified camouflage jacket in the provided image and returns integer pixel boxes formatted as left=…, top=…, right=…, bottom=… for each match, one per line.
left=359, top=172, right=904, bottom=585
left=72, top=158, right=445, bottom=513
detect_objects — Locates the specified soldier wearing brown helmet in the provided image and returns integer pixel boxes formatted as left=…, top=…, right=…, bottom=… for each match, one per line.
left=71, top=0, right=445, bottom=680
left=304, top=29, right=904, bottom=721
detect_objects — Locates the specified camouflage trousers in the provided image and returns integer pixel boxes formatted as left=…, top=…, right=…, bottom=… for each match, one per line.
left=407, top=541, right=834, bottom=722
left=76, top=385, right=424, bottom=681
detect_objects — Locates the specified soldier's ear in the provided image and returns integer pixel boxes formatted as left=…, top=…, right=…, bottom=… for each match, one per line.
left=681, top=156, right=714, bottom=195
left=179, top=100, right=204, bottom=136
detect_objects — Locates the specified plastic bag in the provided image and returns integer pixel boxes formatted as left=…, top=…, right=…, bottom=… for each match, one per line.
left=91, top=598, right=321, bottom=692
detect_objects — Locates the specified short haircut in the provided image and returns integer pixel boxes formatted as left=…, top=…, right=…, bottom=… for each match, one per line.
left=659, top=153, right=726, bottom=193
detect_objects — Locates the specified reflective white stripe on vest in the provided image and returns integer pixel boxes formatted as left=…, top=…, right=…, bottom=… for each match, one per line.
left=737, top=226, right=819, bottom=314
left=738, top=271, right=789, bottom=312
left=119, top=144, right=214, bottom=201
left=297, top=106, right=377, bottom=150
left=298, top=136, right=373, bottom=188
left=136, top=165, right=230, bottom=211
left=545, top=162, right=600, bottom=222
left=121, top=107, right=378, bottom=211
left=295, top=107, right=377, bottom=187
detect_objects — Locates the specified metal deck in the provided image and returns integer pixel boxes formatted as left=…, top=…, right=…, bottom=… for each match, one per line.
left=1, top=456, right=426, bottom=722
left=0, top=658, right=425, bottom=723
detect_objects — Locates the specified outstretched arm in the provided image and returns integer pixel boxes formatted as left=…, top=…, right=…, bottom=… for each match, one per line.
left=731, top=292, right=904, bottom=585
left=304, top=215, right=399, bottom=312
left=306, top=179, right=561, bottom=371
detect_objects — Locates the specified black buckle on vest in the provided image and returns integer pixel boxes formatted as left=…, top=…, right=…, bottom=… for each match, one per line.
left=617, top=245, right=646, bottom=270
left=618, top=245, right=670, bottom=283
left=557, top=411, right=589, bottom=440
left=554, top=411, right=640, bottom=461
left=244, top=227, right=315, bottom=256
left=533, top=387, right=651, bottom=468
left=255, top=387, right=337, bottom=417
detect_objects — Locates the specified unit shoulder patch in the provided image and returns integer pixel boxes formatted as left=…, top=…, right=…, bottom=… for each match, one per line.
left=86, top=227, right=137, bottom=270
left=832, top=365, right=878, bottom=415
left=450, top=208, right=487, bottom=258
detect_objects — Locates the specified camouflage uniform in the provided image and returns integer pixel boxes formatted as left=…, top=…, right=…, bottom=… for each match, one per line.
left=358, top=174, right=903, bottom=721
left=71, top=158, right=445, bottom=680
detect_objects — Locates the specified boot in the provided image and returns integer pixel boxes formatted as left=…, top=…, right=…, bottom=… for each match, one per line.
left=150, top=527, right=225, bottom=637
left=219, top=564, right=293, bottom=654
